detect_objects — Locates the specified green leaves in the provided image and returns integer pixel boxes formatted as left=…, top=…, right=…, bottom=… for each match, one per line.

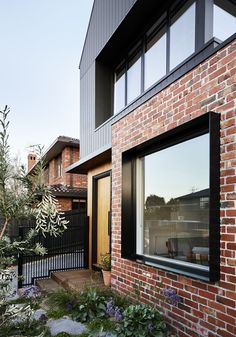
left=34, top=192, right=68, bottom=237
left=117, top=304, right=167, bottom=337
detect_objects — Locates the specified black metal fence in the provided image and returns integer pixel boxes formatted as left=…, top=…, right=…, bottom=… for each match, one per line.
left=18, top=210, right=89, bottom=287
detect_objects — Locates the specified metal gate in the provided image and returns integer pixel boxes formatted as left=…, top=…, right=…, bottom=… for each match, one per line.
left=18, top=211, right=89, bottom=287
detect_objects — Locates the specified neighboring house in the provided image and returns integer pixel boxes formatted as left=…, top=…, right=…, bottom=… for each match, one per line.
left=28, top=136, right=87, bottom=212
left=67, top=1, right=236, bottom=336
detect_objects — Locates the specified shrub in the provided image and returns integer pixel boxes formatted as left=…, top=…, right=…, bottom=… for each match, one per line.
left=76, top=287, right=107, bottom=322
left=117, top=304, right=167, bottom=337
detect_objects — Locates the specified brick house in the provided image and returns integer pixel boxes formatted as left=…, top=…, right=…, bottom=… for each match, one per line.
left=67, top=1, right=236, bottom=336
left=28, top=136, right=87, bottom=211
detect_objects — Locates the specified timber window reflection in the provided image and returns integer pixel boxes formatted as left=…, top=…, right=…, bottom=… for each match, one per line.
left=136, top=134, right=210, bottom=267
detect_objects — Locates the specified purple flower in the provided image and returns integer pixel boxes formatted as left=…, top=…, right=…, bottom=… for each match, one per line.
left=66, top=302, right=73, bottom=312
left=106, top=299, right=115, bottom=316
left=162, top=288, right=182, bottom=306
left=23, top=285, right=41, bottom=298
left=147, top=323, right=154, bottom=333
left=106, top=299, right=122, bottom=321
left=114, top=307, right=122, bottom=321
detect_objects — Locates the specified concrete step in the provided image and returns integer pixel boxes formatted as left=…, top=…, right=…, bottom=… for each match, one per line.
left=36, top=278, right=63, bottom=293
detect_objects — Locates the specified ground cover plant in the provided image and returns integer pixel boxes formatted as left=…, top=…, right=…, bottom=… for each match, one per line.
left=45, top=286, right=168, bottom=337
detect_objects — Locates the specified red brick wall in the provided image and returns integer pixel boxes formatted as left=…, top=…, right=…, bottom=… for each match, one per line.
left=111, top=39, right=236, bottom=337
left=48, top=146, right=87, bottom=188
left=56, top=197, right=72, bottom=212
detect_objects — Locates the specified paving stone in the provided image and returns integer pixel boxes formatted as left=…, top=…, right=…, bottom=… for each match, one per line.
left=33, top=308, right=47, bottom=321
left=47, top=318, right=86, bottom=336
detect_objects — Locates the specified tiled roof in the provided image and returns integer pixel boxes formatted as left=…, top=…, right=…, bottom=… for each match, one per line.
left=49, top=184, right=87, bottom=198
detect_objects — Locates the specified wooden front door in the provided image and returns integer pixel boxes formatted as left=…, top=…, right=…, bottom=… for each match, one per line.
left=93, top=173, right=111, bottom=265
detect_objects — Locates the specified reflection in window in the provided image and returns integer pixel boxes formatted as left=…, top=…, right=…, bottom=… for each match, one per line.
left=214, top=2, right=236, bottom=42
left=44, top=166, right=49, bottom=184
left=55, top=155, right=62, bottom=177
left=114, top=67, right=125, bottom=115
left=170, top=2, right=196, bottom=70
left=127, top=51, right=141, bottom=104
left=136, top=133, right=210, bottom=267
left=145, top=28, right=167, bottom=90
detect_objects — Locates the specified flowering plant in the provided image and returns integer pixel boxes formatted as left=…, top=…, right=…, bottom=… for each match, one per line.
left=116, top=304, right=166, bottom=337
left=22, top=285, right=41, bottom=299
left=106, top=299, right=122, bottom=321
left=162, top=288, right=182, bottom=306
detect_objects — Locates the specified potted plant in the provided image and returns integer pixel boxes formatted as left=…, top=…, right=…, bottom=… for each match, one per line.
left=100, top=253, right=111, bottom=286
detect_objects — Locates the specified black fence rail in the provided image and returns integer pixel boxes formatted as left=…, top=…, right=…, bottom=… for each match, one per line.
left=18, top=211, right=89, bottom=287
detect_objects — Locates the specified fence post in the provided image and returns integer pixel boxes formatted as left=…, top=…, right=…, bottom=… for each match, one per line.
left=18, top=227, right=23, bottom=288
left=84, top=215, right=89, bottom=268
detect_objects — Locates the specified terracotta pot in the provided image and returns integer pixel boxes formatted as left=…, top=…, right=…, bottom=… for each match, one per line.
left=102, top=270, right=111, bottom=286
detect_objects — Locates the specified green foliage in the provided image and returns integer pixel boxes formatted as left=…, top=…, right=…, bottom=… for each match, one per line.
left=77, top=333, right=90, bottom=337
left=0, top=106, right=70, bottom=335
left=47, top=308, right=68, bottom=319
left=47, top=288, right=79, bottom=308
left=99, top=253, right=111, bottom=271
left=0, top=318, right=50, bottom=337
left=76, top=287, right=107, bottom=322
left=117, top=304, right=167, bottom=337
left=34, top=192, right=68, bottom=237
left=87, top=318, right=117, bottom=334
left=0, top=106, right=68, bottom=241
left=45, top=287, right=168, bottom=337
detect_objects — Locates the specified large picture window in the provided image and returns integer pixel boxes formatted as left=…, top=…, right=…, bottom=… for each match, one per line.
left=136, top=134, right=209, bottom=267
left=122, top=112, right=220, bottom=281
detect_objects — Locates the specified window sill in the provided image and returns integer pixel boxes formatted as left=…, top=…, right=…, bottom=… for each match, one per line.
left=135, top=254, right=211, bottom=282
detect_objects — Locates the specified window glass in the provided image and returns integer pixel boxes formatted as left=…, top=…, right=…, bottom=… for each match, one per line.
left=114, top=67, right=125, bottom=114
left=137, top=133, right=210, bottom=267
left=44, top=166, right=49, bottom=184
left=127, top=51, right=141, bottom=104
left=55, top=155, right=62, bottom=177
left=214, top=2, right=236, bottom=42
left=144, top=28, right=167, bottom=90
left=170, top=2, right=196, bottom=70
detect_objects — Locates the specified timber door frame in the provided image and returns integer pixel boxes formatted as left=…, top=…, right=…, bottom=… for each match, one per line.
left=92, top=170, right=111, bottom=266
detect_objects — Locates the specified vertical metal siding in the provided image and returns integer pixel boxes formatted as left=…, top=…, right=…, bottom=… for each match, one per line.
left=80, top=0, right=136, bottom=77
left=80, top=0, right=137, bottom=159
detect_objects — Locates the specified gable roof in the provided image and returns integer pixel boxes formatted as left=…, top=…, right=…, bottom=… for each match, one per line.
left=28, top=136, right=80, bottom=175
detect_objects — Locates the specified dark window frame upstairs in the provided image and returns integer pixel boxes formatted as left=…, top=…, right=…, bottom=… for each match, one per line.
left=121, top=112, right=220, bottom=282
left=112, top=0, right=235, bottom=116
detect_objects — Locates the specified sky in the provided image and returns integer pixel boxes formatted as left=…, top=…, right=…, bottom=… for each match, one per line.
left=0, top=0, right=93, bottom=165
left=144, top=133, right=209, bottom=202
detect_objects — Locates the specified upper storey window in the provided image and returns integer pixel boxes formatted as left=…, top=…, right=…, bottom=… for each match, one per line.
left=55, top=155, right=62, bottom=178
left=114, top=66, right=125, bottom=115
left=170, top=1, right=196, bottom=70
left=127, top=47, right=142, bottom=104
left=112, top=0, right=236, bottom=117
left=144, top=17, right=167, bottom=90
left=214, top=0, right=236, bottom=42
left=114, top=0, right=197, bottom=115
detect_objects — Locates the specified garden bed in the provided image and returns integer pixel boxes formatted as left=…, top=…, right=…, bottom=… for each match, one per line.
left=0, top=285, right=173, bottom=337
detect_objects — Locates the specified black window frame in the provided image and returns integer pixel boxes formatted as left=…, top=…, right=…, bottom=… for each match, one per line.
left=112, top=0, right=235, bottom=116
left=55, top=155, right=62, bottom=178
left=121, top=112, right=220, bottom=282
left=114, top=0, right=198, bottom=114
